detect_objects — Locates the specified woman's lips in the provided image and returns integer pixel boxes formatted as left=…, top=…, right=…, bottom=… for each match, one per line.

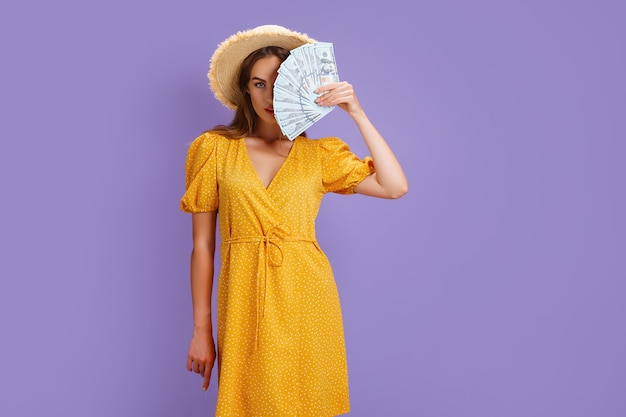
left=265, top=107, right=274, bottom=114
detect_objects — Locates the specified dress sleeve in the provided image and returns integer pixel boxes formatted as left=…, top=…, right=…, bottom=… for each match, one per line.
left=319, top=137, right=375, bottom=195
left=180, top=132, right=219, bottom=213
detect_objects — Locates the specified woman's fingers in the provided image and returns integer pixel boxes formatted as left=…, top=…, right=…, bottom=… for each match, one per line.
left=202, top=369, right=212, bottom=392
left=314, top=81, right=344, bottom=94
left=316, top=82, right=351, bottom=98
left=189, top=355, right=214, bottom=392
left=187, top=334, right=216, bottom=391
left=188, top=356, right=206, bottom=374
left=315, top=82, right=353, bottom=103
left=315, top=81, right=361, bottom=114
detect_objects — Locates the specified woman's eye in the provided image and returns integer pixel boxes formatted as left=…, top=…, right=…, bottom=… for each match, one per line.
left=255, top=82, right=265, bottom=88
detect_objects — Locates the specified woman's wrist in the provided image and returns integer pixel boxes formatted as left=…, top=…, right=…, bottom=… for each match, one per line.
left=193, top=319, right=213, bottom=334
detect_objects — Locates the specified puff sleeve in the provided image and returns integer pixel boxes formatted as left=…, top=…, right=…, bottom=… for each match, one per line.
left=180, top=132, right=219, bottom=213
left=319, top=137, right=375, bottom=195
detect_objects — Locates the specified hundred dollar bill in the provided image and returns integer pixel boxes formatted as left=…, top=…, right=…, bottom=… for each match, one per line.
left=314, top=42, right=339, bottom=86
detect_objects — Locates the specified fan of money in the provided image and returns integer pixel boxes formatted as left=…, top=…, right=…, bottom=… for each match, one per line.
left=273, top=42, right=340, bottom=140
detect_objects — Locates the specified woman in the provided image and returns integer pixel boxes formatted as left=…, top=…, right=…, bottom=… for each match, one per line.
left=181, top=25, right=408, bottom=416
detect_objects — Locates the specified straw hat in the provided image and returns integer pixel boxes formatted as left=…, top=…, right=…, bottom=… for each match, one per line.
left=208, top=24, right=315, bottom=110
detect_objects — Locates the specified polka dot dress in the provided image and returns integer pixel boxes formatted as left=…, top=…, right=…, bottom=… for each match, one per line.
left=180, top=132, right=375, bottom=417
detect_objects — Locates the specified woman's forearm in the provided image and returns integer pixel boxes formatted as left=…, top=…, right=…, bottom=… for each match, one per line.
left=189, top=211, right=218, bottom=333
left=352, top=110, right=408, bottom=198
left=190, top=246, right=215, bottom=332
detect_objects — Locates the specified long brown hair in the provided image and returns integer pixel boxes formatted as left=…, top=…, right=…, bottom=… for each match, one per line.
left=210, top=46, right=303, bottom=139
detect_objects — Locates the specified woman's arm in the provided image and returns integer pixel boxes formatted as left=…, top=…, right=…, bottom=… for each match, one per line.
left=315, top=82, right=408, bottom=199
left=186, top=211, right=218, bottom=392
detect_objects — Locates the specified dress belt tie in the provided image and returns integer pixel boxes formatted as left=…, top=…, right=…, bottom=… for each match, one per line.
left=221, top=224, right=317, bottom=351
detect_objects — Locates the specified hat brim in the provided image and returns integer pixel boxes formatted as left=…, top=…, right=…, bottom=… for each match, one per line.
left=208, top=25, right=315, bottom=110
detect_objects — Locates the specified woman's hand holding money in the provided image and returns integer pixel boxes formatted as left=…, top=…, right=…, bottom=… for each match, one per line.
left=314, top=81, right=365, bottom=118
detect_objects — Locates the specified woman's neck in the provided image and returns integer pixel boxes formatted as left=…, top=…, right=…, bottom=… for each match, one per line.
left=252, top=120, right=285, bottom=142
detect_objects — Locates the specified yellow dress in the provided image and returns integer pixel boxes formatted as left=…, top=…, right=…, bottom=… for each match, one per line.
left=180, top=132, right=375, bottom=417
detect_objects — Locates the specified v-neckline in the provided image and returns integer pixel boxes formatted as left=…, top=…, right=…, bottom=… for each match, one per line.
left=242, top=138, right=297, bottom=191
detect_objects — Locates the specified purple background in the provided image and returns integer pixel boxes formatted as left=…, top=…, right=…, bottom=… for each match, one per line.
left=1, top=1, right=624, bottom=416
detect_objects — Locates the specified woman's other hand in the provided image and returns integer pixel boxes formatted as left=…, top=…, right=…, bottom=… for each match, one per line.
left=186, top=328, right=216, bottom=392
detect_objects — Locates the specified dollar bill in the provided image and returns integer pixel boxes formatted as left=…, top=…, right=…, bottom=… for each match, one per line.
left=315, top=42, right=339, bottom=86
